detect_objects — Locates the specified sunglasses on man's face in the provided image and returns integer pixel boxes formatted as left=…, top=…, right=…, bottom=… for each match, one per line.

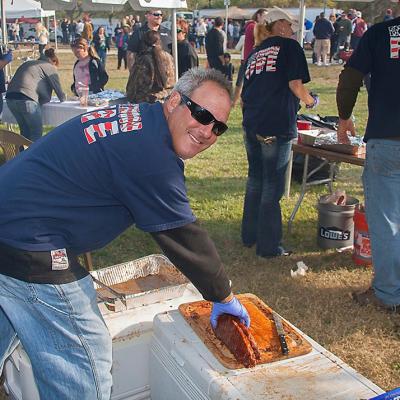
left=151, top=12, right=163, bottom=17
left=180, top=94, right=228, bottom=136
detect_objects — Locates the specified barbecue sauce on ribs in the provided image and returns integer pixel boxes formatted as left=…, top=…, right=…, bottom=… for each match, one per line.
left=213, top=315, right=261, bottom=368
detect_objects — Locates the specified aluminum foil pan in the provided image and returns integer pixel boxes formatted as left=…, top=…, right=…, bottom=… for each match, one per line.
left=90, top=254, right=188, bottom=314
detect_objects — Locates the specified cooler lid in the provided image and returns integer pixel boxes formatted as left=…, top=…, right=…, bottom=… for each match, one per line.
left=152, top=310, right=384, bottom=399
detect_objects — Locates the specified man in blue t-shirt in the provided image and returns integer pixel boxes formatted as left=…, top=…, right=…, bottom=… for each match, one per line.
left=0, top=68, right=250, bottom=399
left=336, top=16, right=400, bottom=313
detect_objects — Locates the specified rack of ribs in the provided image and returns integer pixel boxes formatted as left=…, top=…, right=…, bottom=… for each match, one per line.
left=213, top=314, right=261, bottom=368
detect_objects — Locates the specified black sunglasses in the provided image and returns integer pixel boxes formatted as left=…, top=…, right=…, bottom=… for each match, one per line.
left=151, top=12, right=163, bottom=17
left=180, top=94, right=228, bottom=136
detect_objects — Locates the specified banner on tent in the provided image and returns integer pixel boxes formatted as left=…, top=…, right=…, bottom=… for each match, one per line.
left=128, top=0, right=187, bottom=9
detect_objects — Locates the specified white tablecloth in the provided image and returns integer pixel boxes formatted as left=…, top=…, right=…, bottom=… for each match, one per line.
left=2, top=100, right=101, bottom=127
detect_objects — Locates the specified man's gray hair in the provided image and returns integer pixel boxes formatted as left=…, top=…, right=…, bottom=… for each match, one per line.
left=172, top=67, right=232, bottom=98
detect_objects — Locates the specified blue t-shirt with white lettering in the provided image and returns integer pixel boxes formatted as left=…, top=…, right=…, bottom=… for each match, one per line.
left=242, top=36, right=310, bottom=139
left=0, top=102, right=195, bottom=253
left=346, top=17, right=400, bottom=141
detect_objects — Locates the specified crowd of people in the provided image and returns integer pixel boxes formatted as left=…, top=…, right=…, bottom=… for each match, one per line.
left=310, top=8, right=370, bottom=66
left=0, top=5, right=398, bottom=398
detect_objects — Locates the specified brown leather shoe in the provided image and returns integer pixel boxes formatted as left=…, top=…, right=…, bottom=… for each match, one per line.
left=352, top=287, right=400, bottom=313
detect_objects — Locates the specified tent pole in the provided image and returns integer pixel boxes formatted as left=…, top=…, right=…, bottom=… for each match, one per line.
left=171, top=8, right=178, bottom=82
left=54, top=12, right=58, bottom=51
left=1, top=0, right=10, bottom=82
left=1, top=0, right=6, bottom=46
left=297, top=0, right=306, bottom=47
left=225, top=4, right=228, bottom=36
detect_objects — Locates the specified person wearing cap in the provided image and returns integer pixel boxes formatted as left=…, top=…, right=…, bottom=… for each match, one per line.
left=336, top=12, right=353, bottom=54
left=241, top=7, right=318, bottom=259
left=0, top=67, right=250, bottom=399
left=336, top=12, right=400, bottom=313
left=351, top=11, right=367, bottom=51
left=126, top=9, right=172, bottom=72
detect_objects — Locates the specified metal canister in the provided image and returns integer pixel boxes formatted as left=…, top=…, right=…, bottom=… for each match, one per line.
left=317, top=195, right=359, bottom=249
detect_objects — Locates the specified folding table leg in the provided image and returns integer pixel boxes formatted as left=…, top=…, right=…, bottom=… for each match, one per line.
left=288, top=154, right=309, bottom=233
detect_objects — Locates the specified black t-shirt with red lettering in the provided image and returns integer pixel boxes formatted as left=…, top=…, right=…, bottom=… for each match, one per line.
left=347, top=17, right=400, bottom=141
left=241, top=36, right=310, bottom=139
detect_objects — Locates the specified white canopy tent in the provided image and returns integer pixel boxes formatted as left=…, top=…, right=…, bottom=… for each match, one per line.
left=1, top=0, right=58, bottom=49
left=4, top=0, right=54, bottom=19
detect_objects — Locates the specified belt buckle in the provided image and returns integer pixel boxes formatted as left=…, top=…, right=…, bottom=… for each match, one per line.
left=263, top=136, right=276, bottom=145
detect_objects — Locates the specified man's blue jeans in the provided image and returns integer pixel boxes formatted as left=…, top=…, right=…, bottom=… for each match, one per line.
left=0, top=274, right=112, bottom=399
left=362, top=139, right=400, bottom=306
left=6, top=98, right=43, bottom=142
left=241, top=131, right=292, bottom=257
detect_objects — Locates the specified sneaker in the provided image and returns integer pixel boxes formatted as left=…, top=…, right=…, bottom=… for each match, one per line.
left=324, top=62, right=330, bottom=66
left=352, top=287, right=400, bottom=313
left=317, top=61, right=322, bottom=66
left=258, top=247, right=293, bottom=259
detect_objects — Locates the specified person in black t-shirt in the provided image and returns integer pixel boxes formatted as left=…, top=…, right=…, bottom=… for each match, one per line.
left=336, top=15, right=400, bottom=313
left=205, top=17, right=225, bottom=73
left=126, top=9, right=172, bottom=72
left=177, top=27, right=199, bottom=78
left=241, top=8, right=318, bottom=259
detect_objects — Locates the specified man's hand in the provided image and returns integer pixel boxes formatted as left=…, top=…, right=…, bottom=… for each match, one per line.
left=210, top=296, right=250, bottom=329
left=337, top=118, right=355, bottom=144
left=306, top=92, right=319, bottom=109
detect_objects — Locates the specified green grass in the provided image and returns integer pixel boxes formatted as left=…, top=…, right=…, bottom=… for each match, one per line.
left=2, top=47, right=399, bottom=392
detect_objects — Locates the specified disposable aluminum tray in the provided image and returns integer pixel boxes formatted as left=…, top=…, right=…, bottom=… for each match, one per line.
left=90, top=254, right=188, bottom=314
left=300, top=131, right=366, bottom=156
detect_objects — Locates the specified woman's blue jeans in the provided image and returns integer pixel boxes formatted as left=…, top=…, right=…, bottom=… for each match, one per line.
left=97, top=49, right=107, bottom=67
left=0, top=274, right=112, bottom=399
left=363, top=139, right=400, bottom=306
left=6, top=98, right=43, bottom=142
left=241, top=131, right=292, bottom=257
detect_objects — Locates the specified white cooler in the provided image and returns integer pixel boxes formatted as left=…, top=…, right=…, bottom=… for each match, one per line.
left=149, top=310, right=384, bottom=400
left=3, top=255, right=203, bottom=400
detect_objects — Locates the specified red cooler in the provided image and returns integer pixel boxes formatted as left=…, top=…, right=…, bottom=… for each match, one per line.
left=297, top=120, right=312, bottom=131
left=353, top=205, right=372, bottom=266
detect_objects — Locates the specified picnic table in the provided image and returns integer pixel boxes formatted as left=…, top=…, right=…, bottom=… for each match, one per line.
left=1, top=99, right=105, bottom=127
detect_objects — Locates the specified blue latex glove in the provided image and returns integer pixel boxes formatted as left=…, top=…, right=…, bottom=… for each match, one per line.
left=210, top=296, right=250, bottom=329
left=2, top=50, right=12, bottom=63
left=306, top=92, right=319, bottom=109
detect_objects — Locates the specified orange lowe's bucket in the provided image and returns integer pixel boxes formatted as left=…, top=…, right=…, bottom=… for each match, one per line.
left=353, top=204, right=372, bottom=266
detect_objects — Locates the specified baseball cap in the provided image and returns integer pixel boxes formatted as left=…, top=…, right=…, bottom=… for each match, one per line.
left=265, top=7, right=299, bottom=32
left=356, top=11, right=362, bottom=18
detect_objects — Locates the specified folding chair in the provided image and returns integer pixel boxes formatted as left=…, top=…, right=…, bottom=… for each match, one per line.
left=0, top=129, right=32, bottom=162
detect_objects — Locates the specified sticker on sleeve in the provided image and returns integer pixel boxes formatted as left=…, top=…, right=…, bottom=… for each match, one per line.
left=51, top=249, right=69, bottom=270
